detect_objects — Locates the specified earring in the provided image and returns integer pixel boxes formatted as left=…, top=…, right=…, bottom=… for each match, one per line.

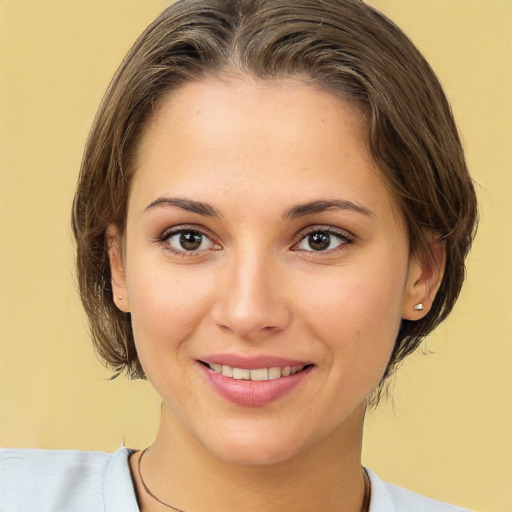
left=118, top=295, right=123, bottom=301
left=413, top=303, right=424, bottom=311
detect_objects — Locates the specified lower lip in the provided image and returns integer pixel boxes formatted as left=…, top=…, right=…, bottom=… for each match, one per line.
left=199, top=363, right=313, bottom=408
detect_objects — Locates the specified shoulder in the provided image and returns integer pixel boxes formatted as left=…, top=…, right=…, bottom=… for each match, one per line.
left=366, top=469, right=473, bottom=512
left=0, top=446, right=139, bottom=512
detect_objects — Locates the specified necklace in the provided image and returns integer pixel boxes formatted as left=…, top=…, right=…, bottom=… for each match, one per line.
left=138, top=448, right=186, bottom=512
left=137, top=447, right=371, bottom=512
left=361, top=470, right=371, bottom=512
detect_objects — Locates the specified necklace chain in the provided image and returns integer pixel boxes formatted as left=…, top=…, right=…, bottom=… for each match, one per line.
left=137, top=447, right=371, bottom=512
left=138, top=448, right=186, bottom=512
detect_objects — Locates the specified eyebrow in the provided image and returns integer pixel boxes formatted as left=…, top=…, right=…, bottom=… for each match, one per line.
left=283, top=199, right=375, bottom=219
left=144, top=197, right=221, bottom=217
left=144, top=196, right=374, bottom=220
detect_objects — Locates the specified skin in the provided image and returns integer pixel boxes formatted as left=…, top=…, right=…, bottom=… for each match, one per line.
left=109, top=77, right=442, bottom=512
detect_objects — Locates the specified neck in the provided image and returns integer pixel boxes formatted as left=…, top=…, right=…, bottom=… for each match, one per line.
left=130, top=403, right=368, bottom=512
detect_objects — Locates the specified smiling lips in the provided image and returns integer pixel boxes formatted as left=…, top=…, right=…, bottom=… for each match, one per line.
left=207, top=363, right=307, bottom=381
left=198, top=355, right=313, bottom=408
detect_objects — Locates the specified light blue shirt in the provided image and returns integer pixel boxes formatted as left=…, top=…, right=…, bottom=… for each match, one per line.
left=0, top=447, right=472, bottom=511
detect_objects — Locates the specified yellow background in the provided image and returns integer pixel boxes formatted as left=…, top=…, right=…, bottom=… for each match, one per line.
left=0, top=2, right=510, bottom=511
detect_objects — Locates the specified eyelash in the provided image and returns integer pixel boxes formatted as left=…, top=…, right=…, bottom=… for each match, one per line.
left=155, top=225, right=353, bottom=257
left=290, top=226, right=353, bottom=254
left=155, top=226, right=220, bottom=258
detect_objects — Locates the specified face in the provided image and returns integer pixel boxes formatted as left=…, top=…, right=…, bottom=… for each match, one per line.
left=110, top=77, right=427, bottom=465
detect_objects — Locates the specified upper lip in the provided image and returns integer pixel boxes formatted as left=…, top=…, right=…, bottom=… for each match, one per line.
left=197, top=353, right=313, bottom=369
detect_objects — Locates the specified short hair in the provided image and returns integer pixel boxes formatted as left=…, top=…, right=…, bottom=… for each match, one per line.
left=72, top=0, right=478, bottom=404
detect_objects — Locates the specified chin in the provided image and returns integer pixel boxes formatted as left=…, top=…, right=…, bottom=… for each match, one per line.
left=215, top=443, right=300, bottom=466
left=200, top=426, right=310, bottom=466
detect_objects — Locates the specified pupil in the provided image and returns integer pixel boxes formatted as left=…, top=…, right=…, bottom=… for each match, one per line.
left=180, top=231, right=202, bottom=250
left=308, top=232, right=330, bottom=251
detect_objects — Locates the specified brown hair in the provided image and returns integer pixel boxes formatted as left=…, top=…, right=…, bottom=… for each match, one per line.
left=72, top=0, right=478, bottom=402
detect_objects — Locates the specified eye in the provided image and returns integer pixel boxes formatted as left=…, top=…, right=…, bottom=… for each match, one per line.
left=166, top=229, right=217, bottom=253
left=294, top=229, right=350, bottom=252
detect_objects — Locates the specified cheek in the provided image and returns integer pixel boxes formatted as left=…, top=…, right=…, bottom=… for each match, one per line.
left=126, top=261, right=215, bottom=360
left=126, top=265, right=217, bottom=408
left=298, top=260, right=407, bottom=373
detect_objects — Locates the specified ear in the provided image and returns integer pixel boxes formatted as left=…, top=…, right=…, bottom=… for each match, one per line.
left=106, top=224, right=130, bottom=313
left=402, top=238, right=446, bottom=320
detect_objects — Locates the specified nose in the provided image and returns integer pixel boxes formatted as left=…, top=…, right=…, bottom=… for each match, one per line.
left=210, top=252, right=291, bottom=341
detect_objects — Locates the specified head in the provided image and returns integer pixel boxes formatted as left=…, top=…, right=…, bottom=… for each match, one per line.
left=72, top=0, right=477, bottom=407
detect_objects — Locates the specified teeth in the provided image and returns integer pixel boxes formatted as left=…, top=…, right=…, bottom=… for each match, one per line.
left=232, top=368, right=250, bottom=380
left=268, top=367, right=281, bottom=380
left=250, top=368, right=269, bottom=381
left=221, top=365, right=233, bottom=377
left=208, top=363, right=306, bottom=380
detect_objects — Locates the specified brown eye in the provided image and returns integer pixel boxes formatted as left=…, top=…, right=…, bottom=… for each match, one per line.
left=179, top=231, right=203, bottom=250
left=307, top=232, right=331, bottom=251
left=166, top=229, right=215, bottom=252
left=294, top=229, right=347, bottom=253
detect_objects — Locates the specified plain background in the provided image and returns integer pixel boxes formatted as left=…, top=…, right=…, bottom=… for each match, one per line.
left=0, top=1, right=510, bottom=511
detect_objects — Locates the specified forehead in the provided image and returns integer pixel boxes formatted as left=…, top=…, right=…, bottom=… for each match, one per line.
left=130, top=77, right=400, bottom=224
left=136, top=76, right=369, bottom=165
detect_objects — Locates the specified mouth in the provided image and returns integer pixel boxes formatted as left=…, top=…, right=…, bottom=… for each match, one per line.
left=197, top=359, right=315, bottom=407
left=200, top=362, right=312, bottom=381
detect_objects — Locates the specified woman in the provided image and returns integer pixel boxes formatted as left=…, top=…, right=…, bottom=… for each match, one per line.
left=1, top=0, right=477, bottom=511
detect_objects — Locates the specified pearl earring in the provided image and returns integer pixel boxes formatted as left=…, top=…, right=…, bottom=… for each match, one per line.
left=413, top=303, right=424, bottom=311
left=118, top=296, right=123, bottom=301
